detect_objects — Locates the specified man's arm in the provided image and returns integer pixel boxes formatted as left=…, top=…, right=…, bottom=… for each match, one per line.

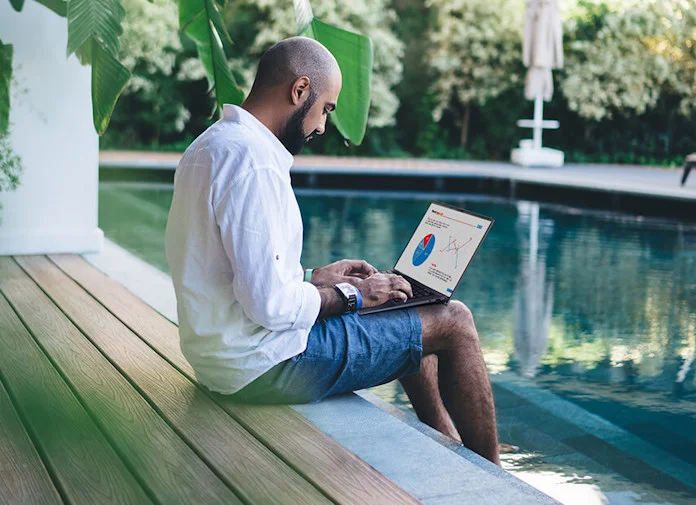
left=315, top=286, right=346, bottom=321
left=214, top=167, right=321, bottom=331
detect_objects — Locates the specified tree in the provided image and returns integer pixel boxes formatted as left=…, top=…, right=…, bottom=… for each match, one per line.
left=427, top=0, right=524, bottom=147
left=560, top=0, right=673, bottom=121
left=117, top=0, right=206, bottom=143
left=660, top=0, right=696, bottom=118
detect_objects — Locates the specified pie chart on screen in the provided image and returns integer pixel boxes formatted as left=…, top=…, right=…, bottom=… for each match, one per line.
left=412, top=233, right=435, bottom=266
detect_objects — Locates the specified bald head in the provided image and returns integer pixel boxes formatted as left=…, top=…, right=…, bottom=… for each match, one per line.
left=249, top=37, right=340, bottom=98
left=242, top=37, right=342, bottom=155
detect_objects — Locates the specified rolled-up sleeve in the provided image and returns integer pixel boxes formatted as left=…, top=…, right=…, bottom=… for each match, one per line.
left=213, top=167, right=321, bottom=332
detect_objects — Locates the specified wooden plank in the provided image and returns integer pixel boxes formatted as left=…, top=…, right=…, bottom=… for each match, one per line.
left=0, top=257, right=243, bottom=505
left=15, top=255, right=333, bottom=505
left=0, top=380, right=63, bottom=505
left=0, top=285, right=151, bottom=505
left=50, top=253, right=423, bottom=505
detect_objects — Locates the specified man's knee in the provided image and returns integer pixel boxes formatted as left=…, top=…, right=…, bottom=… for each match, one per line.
left=418, top=301, right=477, bottom=354
left=446, top=301, right=478, bottom=347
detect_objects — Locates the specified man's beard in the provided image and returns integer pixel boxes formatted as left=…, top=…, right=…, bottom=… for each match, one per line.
left=280, top=91, right=316, bottom=155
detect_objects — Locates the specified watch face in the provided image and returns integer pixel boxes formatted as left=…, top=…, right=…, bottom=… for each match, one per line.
left=337, top=282, right=358, bottom=297
left=336, top=283, right=358, bottom=312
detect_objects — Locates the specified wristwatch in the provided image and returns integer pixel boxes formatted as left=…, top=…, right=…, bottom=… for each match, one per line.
left=334, top=282, right=363, bottom=314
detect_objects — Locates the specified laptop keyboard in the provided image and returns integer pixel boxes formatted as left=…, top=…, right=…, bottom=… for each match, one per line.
left=379, top=270, right=433, bottom=300
left=411, top=283, right=432, bottom=299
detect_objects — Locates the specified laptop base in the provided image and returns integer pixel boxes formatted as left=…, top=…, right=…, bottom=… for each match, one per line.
left=358, top=296, right=448, bottom=315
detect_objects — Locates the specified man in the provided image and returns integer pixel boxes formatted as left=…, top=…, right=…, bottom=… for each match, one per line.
left=165, top=36, right=501, bottom=465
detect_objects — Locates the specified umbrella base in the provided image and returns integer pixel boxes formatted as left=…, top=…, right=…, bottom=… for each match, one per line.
left=511, top=144, right=564, bottom=168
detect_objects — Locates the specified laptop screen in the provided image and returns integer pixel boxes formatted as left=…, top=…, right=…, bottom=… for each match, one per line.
left=394, top=201, right=493, bottom=297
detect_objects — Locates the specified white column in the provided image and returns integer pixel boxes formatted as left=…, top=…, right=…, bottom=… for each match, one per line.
left=533, top=95, right=543, bottom=151
left=0, top=1, right=103, bottom=255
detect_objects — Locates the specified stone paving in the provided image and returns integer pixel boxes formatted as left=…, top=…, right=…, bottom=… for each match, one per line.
left=100, top=150, right=696, bottom=202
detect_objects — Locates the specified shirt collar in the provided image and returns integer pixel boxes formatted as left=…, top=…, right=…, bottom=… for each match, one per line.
left=222, top=104, right=294, bottom=171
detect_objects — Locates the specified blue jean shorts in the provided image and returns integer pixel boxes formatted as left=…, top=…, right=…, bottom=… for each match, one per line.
left=228, top=307, right=423, bottom=404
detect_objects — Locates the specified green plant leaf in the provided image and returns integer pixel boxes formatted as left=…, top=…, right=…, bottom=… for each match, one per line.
left=301, top=19, right=372, bottom=146
left=9, top=0, right=25, bottom=12
left=0, top=41, right=12, bottom=134
left=90, top=39, right=130, bottom=135
left=35, top=0, right=67, bottom=17
left=66, top=0, right=125, bottom=58
left=179, top=0, right=244, bottom=110
left=65, top=0, right=130, bottom=134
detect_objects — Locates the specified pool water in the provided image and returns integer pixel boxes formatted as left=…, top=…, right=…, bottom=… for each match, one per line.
left=99, top=183, right=696, bottom=505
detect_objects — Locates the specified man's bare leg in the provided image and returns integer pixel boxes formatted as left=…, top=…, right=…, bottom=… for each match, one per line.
left=413, top=301, right=500, bottom=465
left=398, top=354, right=462, bottom=443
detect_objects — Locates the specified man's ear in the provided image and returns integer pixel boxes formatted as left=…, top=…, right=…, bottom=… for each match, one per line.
left=290, top=76, right=311, bottom=105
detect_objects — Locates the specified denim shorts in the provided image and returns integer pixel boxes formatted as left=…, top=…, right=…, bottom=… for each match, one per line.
left=228, top=307, right=423, bottom=404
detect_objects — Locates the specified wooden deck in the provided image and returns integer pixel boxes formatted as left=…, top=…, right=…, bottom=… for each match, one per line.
left=0, top=254, right=422, bottom=505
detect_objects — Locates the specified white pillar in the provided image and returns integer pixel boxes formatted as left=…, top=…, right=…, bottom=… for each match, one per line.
left=533, top=95, right=543, bottom=151
left=0, top=1, right=103, bottom=255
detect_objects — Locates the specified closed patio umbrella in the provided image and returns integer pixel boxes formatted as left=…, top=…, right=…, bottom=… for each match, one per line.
left=511, top=0, right=564, bottom=167
left=523, top=0, right=563, bottom=101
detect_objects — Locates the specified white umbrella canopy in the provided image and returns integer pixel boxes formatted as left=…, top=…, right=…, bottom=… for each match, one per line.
left=523, top=0, right=563, bottom=101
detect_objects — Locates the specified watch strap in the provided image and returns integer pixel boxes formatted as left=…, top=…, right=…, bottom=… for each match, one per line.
left=333, top=285, right=349, bottom=313
left=334, top=282, right=360, bottom=314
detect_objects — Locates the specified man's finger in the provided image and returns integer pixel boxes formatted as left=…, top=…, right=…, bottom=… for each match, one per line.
left=395, top=278, right=413, bottom=297
left=347, top=259, right=378, bottom=275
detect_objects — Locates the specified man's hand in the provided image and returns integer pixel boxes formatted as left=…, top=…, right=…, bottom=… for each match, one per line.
left=310, top=259, right=378, bottom=286
left=352, top=272, right=413, bottom=308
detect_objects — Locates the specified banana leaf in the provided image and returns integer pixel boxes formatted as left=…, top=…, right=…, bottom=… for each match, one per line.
left=294, top=1, right=372, bottom=146
left=89, top=40, right=130, bottom=135
left=179, top=0, right=244, bottom=111
left=35, top=0, right=68, bottom=17
left=8, top=0, right=68, bottom=18
left=67, top=0, right=125, bottom=57
left=66, top=0, right=130, bottom=134
left=0, top=40, right=12, bottom=134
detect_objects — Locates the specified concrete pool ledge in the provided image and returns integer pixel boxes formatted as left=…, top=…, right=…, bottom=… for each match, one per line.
left=83, top=237, right=559, bottom=505
left=100, top=151, right=696, bottom=222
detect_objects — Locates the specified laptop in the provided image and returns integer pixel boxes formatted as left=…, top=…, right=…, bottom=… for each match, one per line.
left=358, top=201, right=494, bottom=315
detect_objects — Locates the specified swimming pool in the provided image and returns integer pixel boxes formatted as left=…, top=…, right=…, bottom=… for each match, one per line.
left=99, top=183, right=696, bottom=505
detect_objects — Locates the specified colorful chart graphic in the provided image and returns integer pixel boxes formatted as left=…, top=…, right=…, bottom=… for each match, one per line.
left=439, top=236, right=473, bottom=269
left=412, top=233, right=435, bottom=266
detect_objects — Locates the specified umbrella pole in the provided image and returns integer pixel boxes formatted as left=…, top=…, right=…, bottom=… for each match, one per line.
left=533, top=94, right=543, bottom=150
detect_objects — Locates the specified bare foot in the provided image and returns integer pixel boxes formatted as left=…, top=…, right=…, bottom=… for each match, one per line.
left=499, top=442, right=520, bottom=453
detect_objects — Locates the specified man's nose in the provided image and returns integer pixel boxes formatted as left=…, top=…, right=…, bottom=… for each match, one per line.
left=315, top=117, right=327, bottom=135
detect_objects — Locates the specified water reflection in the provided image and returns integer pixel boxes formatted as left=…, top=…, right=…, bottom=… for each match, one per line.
left=513, top=201, right=555, bottom=379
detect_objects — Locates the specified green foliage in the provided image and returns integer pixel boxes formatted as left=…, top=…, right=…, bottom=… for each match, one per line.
left=561, top=0, right=672, bottom=121
left=302, top=18, right=373, bottom=146
left=34, top=0, right=68, bottom=16
left=66, top=0, right=131, bottom=134
left=101, top=0, right=696, bottom=167
left=0, top=132, right=23, bottom=195
left=0, top=40, right=11, bottom=134
left=232, top=0, right=404, bottom=130
left=427, top=0, right=525, bottom=119
left=289, top=0, right=374, bottom=145
left=9, top=0, right=24, bottom=12
left=103, top=0, right=207, bottom=147
left=88, top=39, right=131, bottom=135
left=179, top=0, right=245, bottom=111
left=67, top=0, right=126, bottom=57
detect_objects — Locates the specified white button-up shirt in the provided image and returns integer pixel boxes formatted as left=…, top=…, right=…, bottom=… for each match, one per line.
left=165, top=104, right=321, bottom=394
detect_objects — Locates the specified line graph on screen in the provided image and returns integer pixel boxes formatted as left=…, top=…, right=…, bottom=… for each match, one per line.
left=439, top=236, right=473, bottom=269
